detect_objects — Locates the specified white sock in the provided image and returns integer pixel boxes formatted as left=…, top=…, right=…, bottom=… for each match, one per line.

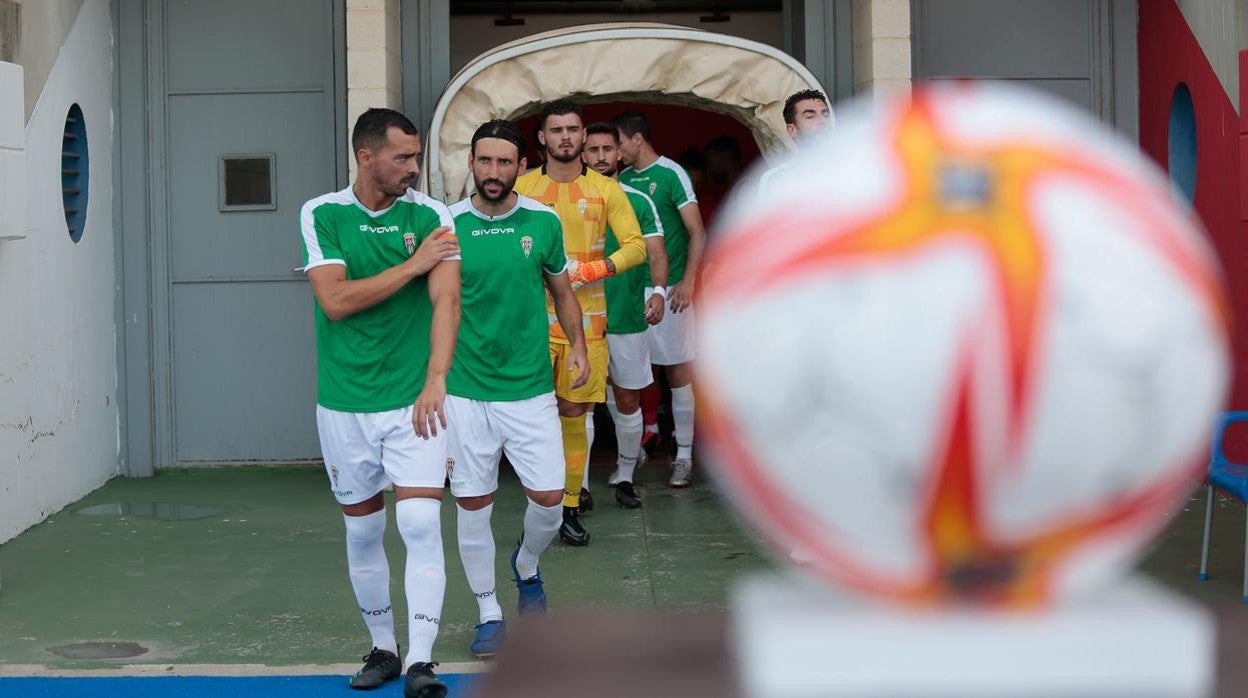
left=343, top=510, right=397, bottom=655
left=644, top=422, right=659, bottom=435
left=395, top=497, right=445, bottom=667
left=604, top=390, right=626, bottom=479
left=514, top=499, right=561, bottom=580
left=611, top=406, right=643, bottom=484
left=582, top=410, right=595, bottom=491
left=456, top=503, right=502, bottom=624
left=671, top=384, right=695, bottom=461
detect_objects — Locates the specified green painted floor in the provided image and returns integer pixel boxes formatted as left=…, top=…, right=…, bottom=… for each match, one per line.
left=3, top=455, right=1248, bottom=672
left=0, top=456, right=771, bottom=669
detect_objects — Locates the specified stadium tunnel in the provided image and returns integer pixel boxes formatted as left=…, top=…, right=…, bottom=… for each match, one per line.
left=424, top=22, right=832, bottom=449
left=423, top=22, right=831, bottom=225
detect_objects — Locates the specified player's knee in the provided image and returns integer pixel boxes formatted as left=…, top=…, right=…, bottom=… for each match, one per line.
left=395, top=496, right=442, bottom=545
left=616, top=391, right=641, bottom=414
left=667, top=363, right=693, bottom=388
left=340, top=492, right=385, bottom=518
left=528, top=489, right=563, bottom=508
left=456, top=493, right=494, bottom=511
left=557, top=399, right=590, bottom=419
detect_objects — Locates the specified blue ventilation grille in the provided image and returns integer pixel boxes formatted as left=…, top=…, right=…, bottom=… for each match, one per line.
left=1167, top=83, right=1197, bottom=206
left=62, top=103, right=89, bottom=243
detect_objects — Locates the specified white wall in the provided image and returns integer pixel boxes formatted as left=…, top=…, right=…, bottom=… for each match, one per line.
left=0, top=0, right=117, bottom=543
left=17, top=0, right=85, bottom=121
left=450, top=11, right=783, bottom=72
left=0, top=62, right=24, bottom=244
left=1176, top=0, right=1248, bottom=109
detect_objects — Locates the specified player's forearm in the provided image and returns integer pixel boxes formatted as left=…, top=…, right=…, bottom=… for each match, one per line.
left=425, top=264, right=461, bottom=381
left=318, top=263, right=419, bottom=321
left=426, top=296, right=459, bottom=381
left=684, top=232, right=705, bottom=287
left=679, top=205, right=708, bottom=285
left=606, top=232, right=647, bottom=275
left=645, top=237, right=669, bottom=288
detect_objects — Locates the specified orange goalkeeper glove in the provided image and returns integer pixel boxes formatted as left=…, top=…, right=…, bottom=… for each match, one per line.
left=567, top=259, right=613, bottom=289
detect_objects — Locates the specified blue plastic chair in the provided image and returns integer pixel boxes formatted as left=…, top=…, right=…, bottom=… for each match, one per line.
left=1197, top=411, right=1248, bottom=602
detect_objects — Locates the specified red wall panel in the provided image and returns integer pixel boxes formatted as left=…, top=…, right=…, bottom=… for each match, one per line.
left=1139, top=0, right=1248, bottom=408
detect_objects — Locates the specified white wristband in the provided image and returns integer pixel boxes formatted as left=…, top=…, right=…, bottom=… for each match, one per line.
left=651, top=286, right=666, bottom=299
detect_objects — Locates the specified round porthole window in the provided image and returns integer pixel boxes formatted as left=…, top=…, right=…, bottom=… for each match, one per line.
left=1167, top=83, right=1197, bottom=205
left=61, top=103, right=89, bottom=243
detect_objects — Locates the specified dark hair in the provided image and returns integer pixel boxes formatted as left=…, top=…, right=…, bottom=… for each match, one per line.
left=539, top=98, right=584, bottom=129
left=471, top=119, right=526, bottom=156
left=585, top=121, right=619, bottom=141
left=676, top=146, right=708, bottom=173
left=531, top=123, right=545, bottom=162
left=704, top=136, right=742, bottom=159
left=612, top=110, right=651, bottom=143
left=352, top=108, right=419, bottom=153
left=783, top=90, right=828, bottom=125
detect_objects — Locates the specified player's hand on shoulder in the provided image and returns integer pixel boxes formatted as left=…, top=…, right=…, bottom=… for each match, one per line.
left=567, top=258, right=612, bottom=290
left=407, top=226, right=459, bottom=275
left=565, top=259, right=583, bottom=289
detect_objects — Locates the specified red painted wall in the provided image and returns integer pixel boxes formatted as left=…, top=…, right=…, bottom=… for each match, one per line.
left=1139, top=0, right=1248, bottom=409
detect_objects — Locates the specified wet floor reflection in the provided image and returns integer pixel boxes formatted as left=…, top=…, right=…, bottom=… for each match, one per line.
left=74, top=502, right=225, bottom=520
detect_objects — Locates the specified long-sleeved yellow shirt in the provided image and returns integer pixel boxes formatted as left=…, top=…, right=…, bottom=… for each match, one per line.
left=515, top=164, right=647, bottom=345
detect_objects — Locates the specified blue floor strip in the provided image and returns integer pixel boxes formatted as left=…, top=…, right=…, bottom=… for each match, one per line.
left=0, top=674, right=480, bottom=697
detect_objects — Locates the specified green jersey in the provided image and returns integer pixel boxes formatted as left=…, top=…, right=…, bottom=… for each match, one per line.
left=619, top=155, right=697, bottom=285
left=299, top=187, right=455, bottom=413
left=605, top=183, right=663, bottom=335
left=446, top=195, right=568, bottom=402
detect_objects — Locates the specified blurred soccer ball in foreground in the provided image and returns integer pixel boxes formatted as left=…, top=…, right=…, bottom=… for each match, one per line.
left=698, top=83, right=1230, bottom=607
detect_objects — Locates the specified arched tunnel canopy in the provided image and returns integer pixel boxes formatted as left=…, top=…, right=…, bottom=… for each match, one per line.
left=425, top=22, right=830, bottom=201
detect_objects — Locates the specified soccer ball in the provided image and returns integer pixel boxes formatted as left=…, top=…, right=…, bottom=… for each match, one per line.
left=698, top=83, right=1230, bottom=607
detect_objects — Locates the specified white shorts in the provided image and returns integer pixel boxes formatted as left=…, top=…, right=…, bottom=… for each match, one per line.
left=444, top=392, right=564, bottom=498
left=607, top=331, right=654, bottom=390
left=646, top=287, right=697, bottom=366
left=315, top=405, right=450, bottom=505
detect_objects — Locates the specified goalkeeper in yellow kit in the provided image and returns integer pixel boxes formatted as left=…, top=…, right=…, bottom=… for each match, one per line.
left=515, top=98, right=647, bottom=545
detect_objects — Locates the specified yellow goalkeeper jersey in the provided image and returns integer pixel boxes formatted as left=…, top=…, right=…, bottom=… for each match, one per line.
left=515, top=164, right=647, bottom=345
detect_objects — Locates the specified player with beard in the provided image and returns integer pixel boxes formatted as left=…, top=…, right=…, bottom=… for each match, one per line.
left=444, top=119, right=586, bottom=657
left=299, top=108, right=460, bottom=697
left=581, top=121, right=668, bottom=508
left=514, top=99, right=647, bottom=545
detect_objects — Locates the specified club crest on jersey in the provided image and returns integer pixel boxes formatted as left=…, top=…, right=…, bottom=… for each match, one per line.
left=403, top=232, right=416, bottom=256
left=649, top=182, right=657, bottom=196
left=577, top=198, right=588, bottom=214
left=330, top=463, right=339, bottom=488
left=521, top=235, right=533, bottom=258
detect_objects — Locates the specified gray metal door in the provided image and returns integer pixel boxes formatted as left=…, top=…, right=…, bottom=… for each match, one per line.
left=158, top=0, right=343, bottom=463
left=912, top=1, right=1110, bottom=115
